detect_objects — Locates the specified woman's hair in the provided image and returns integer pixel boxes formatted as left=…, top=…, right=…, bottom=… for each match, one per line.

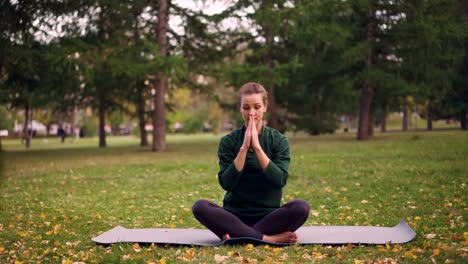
left=238, top=82, right=268, bottom=107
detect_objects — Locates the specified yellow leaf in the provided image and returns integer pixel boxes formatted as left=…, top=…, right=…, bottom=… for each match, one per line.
left=16, top=231, right=27, bottom=237
left=272, top=247, right=282, bottom=255
left=159, top=257, right=166, bottom=264
left=53, top=224, right=61, bottom=234
left=245, top=244, right=254, bottom=250
left=228, top=251, right=239, bottom=257
left=14, top=261, right=23, bottom=264
left=432, top=248, right=440, bottom=256
left=404, top=250, right=417, bottom=259
left=377, top=245, right=387, bottom=252
left=354, top=259, right=362, bottom=264
left=61, top=259, right=73, bottom=264
left=184, top=249, right=195, bottom=261
left=40, top=213, right=47, bottom=220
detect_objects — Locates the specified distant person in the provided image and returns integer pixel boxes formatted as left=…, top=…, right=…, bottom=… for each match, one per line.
left=79, top=127, right=85, bottom=138
left=192, top=82, right=310, bottom=243
left=57, top=125, right=67, bottom=143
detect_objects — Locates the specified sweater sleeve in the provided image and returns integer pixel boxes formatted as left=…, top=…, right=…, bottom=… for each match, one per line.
left=217, top=136, right=242, bottom=191
left=263, top=136, right=290, bottom=188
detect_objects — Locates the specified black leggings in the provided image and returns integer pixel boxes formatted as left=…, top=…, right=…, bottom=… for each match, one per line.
left=192, top=199, right=310, bottom=240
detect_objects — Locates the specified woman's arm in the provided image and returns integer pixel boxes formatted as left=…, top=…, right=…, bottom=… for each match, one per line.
left=218, top=120, right=252, bottom=191
left=250, top=120, right=270, bottom=170
left=251, top=124, right=290, bottom=188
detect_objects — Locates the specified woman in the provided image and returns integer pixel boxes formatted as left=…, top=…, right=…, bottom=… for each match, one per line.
left=192, top=82, right=310, bottom=243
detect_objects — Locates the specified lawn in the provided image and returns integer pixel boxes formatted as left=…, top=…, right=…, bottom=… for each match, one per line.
left=0, top=131, right=467, bottom=263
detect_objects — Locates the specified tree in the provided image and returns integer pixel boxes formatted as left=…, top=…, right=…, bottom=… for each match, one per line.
left=152, top=0, right=169, bottom=151
left=0, top=106, right=14, bottom=152
left=221, top=0, right=300, bottom=132
left=396, top=0, right=466, bottom=131
left=284, top=0, right=357, bottom=135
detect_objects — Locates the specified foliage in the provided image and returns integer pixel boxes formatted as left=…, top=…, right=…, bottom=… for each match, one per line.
left=0, top=106, right=14, bottom=131
left=284, top=0, right=358, bottom=134
left=394, top=0, right=467, bottom=113
left=167, top=88, right=222, bottom=133
left=0, top=131, right=467, bottom=262
left=81, top=116, right=97, bottom=137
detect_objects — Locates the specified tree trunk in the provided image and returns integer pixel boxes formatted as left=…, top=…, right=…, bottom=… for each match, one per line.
left=98, top=94, right=107, bottom=148
left=461, top=108, right=467, bottom=130
left=357, top=83, right=373, bottom=140
left=23, top=101, right=31, bottom=148
left=262, top=0, right=279, bottom=130
left=357, top=7, right=375, bottom=140
left=402, top=97, right=409, bottom=131
left=137, top=87, right=148, bottom=146
left=132, top=10, right=148, bottom=147
left=426, top=101, right=433, bottom=131
left=152, top=0, right=168, bottom=151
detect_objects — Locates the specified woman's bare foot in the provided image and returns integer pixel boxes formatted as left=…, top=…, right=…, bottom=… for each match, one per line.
left=223, top=234, right=231, bottom=240
left=262, top=231, right=298, bottom=243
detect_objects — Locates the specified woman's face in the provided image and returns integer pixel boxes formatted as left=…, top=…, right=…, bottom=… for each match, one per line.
left=240, top=93, right=267, bottom=127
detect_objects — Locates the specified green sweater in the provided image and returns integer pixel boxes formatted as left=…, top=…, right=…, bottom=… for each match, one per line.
left=217, top=125, right=290, bottom=217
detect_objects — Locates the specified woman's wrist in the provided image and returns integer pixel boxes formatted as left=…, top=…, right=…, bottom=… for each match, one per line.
left=251, top=144, right=262, bottom=152
left=239, top=145, right=250, bottom=152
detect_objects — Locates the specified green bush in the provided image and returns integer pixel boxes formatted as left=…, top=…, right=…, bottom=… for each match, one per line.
left=0, top=106, right=14, bottom=131
left=81, top=117, right=97, bottom=137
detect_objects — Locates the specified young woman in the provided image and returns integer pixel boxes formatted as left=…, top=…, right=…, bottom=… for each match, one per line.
left=192, top=82, right=310, bottom=243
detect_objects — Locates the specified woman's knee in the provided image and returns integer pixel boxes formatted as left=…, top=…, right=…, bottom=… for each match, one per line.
left=192, top=199, right=212, bottom=218
left=290, top=199, right=310, bottom=217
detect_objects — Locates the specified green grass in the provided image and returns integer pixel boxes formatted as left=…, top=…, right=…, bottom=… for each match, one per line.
left=0, top=131, right=467, bottom=263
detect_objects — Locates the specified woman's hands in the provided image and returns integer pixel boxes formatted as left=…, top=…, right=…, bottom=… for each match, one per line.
left=241, top=117, right=252, bottom=151
left=250, top=115, right=261, bottom=151
left=241, top=115, right=261, bottom=151
left=236, top=115, right=269, bottom=172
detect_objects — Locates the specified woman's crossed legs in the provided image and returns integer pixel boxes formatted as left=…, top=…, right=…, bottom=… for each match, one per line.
left=192, top=199, right=310, bottom=243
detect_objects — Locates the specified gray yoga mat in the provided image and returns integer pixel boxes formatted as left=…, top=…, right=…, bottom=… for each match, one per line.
left=92, top=220, right=416, bottom=246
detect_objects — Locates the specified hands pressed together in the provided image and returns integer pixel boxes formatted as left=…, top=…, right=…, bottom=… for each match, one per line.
left=235, top=114, right=269, bottom=172
left=242, top=114, right=261, bottom=152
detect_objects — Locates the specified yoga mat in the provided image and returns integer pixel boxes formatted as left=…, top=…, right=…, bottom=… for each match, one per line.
left=92, top=220, right=416, bottom=246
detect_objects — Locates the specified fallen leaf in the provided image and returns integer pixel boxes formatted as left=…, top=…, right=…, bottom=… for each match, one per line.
left=133, top=243, right=141, bottom=253
left=272, top=247, right=282, bottom=255
left=214, top=254, right=228, bottom=263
